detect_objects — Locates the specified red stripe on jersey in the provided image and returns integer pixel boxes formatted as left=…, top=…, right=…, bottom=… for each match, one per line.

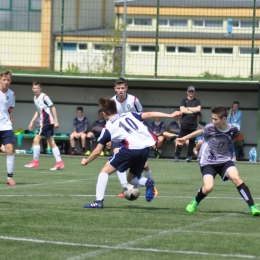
left=124, top=139, right=129, bottom=149
left=149, top=132, right=157, bottom=142
left=134, top=96, right=136, bottom=103
left=41, top=109, right=45, bottom=126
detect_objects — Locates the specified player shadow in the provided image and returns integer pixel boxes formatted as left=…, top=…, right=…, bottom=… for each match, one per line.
left=199, top=210, right=249, bottom=215
left=123, top=205, right=170, bottom=210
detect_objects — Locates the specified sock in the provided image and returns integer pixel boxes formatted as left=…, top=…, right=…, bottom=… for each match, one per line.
left=195, top=188, right=207, bottom=203
left=96, top=172, right=109, bottom=201
left=52, top=146, right=62, bottom=162
left=117, top=171, right=128, bottom=188
left=33, top=145, right=40, bottom=160
left=130, top=176, right=147, bottom=187
left=143, top=169, right=152, bottom=178
left=7, top=155, right=14, bottom=179
left=81, top=147, right=86, bottom=152
left=237, top=182, right=254, bottom=207
left=86, top=139, right=91, bottom=151
left=72, top=147, right=76, bottom=151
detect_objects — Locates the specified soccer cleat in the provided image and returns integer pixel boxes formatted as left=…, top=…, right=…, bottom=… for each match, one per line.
left=186, top=157, right=192, bottom=162
left=85, top=150, right=91, bottom=156
left=25, top=160, right=39, bottom=168
left=145, top=178, right=155, bottom=202
left=81, top=151, right=86, bottom=155
left=105, top=151, right=110, bottom=156
left=154, top=187, right=159, bottom=197
left=84, top=200, right=104, bottom=208
left=174, top=156, right=179, bottom=162
left=186, top=198, right=199, bottom=212
left=27, top=149, right=33, bottom=154
left=6, top=178, right=16, bottom=186
left=155, top=149, right=162, bottom=159
left=50, top=161, right=65, bottom=170
left=250, top=205, right=260, bottom=216
left=71, top=150, right=76, bottom=155
left=100, top=151, right=105, bottom=156
left=117, top=191, right=125, bottom=198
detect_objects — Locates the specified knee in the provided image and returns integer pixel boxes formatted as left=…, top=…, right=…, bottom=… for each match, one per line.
left=231, top=176, right=243, bottom=186
left=203, top=184, right=214, bottom=194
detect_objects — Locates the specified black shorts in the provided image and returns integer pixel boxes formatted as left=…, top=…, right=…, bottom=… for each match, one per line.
left=200, top=161, right=236, bottom=182
left=0, top=130, right=15, bottom=145
left=36, top=124, right=54, bottom=137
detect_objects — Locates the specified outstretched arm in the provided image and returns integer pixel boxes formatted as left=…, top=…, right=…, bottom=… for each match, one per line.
left=176, top=129, right=203, bottom=146
left=142, top=111, right=182, bottom=120
left=81, top=143, right=104, bottom=166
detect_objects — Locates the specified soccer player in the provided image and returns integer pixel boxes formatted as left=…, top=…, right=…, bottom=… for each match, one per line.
left=0, top=70, right=16, bottom=186
left=25, top=81, right=65, bottom=170
left=81, top=97, right=182, bottom=208
left=111, top=78, right=158, bottom=197
left=176, top=106, right=260, bottom=216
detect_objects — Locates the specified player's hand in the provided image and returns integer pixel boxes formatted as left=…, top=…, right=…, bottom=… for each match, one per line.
left=81, top=158, right=88, bottom=166
left=176, top=138, right=186, bottom=146
left=172, top=111, right=182, bottom=118
left=28, top=123, right=33, bottom=130
left=54, top=122, right=59, bottom=128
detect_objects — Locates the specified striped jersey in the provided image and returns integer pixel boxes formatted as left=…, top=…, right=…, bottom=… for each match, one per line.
left=34, top=93, right=54, bottom=126
left=199, top=123, right=239, bottom=166
left=0, top=88, right=15, bottom=131
left=111, top=93, right=142, bottom=113
left=98, top=112, right=156, bottom=149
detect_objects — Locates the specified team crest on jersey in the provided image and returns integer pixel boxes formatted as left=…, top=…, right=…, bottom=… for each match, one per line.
left=6, top=96, right=9, bottom=100
left=126, top=104, right=131, bottom=109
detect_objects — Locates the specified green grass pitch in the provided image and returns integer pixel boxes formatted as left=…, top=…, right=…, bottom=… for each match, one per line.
left=0, top=154, right=260, bottom=260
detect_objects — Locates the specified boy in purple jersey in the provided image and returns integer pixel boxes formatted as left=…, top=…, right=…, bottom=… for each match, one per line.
left=81, top=97, right=181, bottom=208
left=0, top=70, right=16, bottom=186
left=176, top=106, right=260, bottom=216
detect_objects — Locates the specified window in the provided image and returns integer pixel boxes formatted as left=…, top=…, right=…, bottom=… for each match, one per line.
left=129, top=45, right=158, bottom=53
left=0, top=0, right=11, bottom=10
left=130, top=45, right=139, bottom=52
left=78, top=43, right=87, bottom=51
left=127, top=18, right=152, bottom=26
left=29, top=0, right=41, bottom=11
left=159, top=19, right=187, bottom=27
left=178, top=47, right=196, bottom=53
left=166, top=46, right=196, bottom=54
left=57, top=43, right=77, bottom=51
left=203, top=47, right=233, bottom=55
left=159, top=19, right=168, bottom=26
left=232, top=20, right=259, bottom=29
left=240, top=47, right=259, bottom=55
left=142, top=46, right=157, bottom=52
left=193, top=19, right=223, bottom=28
left=94, top=44, right=112, bottom=51
left=166, top=46, right=176, bottom=53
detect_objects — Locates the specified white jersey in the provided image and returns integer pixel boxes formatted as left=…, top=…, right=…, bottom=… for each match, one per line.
left=98, top=112, right=156, bottom=149
left=0, top=88, right=15, bottom=131
left=34, top=93, right=54, bottom=126
left=111, top=93, right=142, bottom=113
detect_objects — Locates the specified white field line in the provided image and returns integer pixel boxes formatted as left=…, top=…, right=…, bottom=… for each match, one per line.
left=0, top=235, right=257, bottom=259
left=64, top=213, right=239, bottom=260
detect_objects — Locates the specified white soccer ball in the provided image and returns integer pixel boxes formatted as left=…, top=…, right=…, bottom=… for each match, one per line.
left=123, top=184, right=140, bottom=201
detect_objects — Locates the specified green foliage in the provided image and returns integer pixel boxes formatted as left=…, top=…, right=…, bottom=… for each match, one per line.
left=65, top=62, right=81, bottom=75
left=0, top=154, right=260, bottom=259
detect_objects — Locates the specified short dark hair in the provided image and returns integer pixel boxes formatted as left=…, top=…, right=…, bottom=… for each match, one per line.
left=233, top=101, right=240, bottom=106
left=211, top=106, right=227, bottom=119
left=115, top=77, right=127, bottom=86
left=32, top=81, right=41, bottom=87
left=77, top=106, right=83, bottom=112
left=0, top=70, right=12, bottom=78
left=98, top=109, right=103, bottom=114
left=98, top=97, right=117, bottom=116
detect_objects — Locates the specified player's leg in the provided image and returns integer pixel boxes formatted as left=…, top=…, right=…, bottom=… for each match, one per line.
left=86, top=132, right=94, bottom=155
left=225, top=165, right=260, bottom=216
left=80, top=133, right=87, bottom=155
left=25, top=134, right=42, bottom=168
left=2, top=130, right=16, bottom=186
left=174, top=127, right=188, bottom=162
left=46, top=139, right=53, bottom=155
left=70, top=132, right=77, bottom=155
left=186, top=128, right=197, bottom=162
left=49, top=136, right=65, bottom=170
left=142, top=161, right=158, bottom=197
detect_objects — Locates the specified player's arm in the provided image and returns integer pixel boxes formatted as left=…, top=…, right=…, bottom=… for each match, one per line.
left=29, top=111, right=39, bottom=130
left=134, top=98, right=143, bottom=112
left=187, top=105, right=201, bottom=113
left=180, top=105, right=195, bottom=114
left=81, top=143, right=104, bottom=166
left=50, top=105, right=59, bottom=128
left=141, top=110, right=182, bottom=120
left=176, top=129, right=203, bottom=146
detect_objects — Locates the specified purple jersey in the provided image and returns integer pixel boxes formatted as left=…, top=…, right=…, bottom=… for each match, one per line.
left=199, top=123, right=239, bottom=166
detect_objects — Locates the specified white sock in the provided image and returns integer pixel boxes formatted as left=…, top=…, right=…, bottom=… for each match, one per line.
left=7, top=155, right=14, bottom=174
left=96, top=172, right=109, bottom=201
left=52, top=146, right=62, bottom=162
left=33, top=145, right=40, bottom=160
left=130, top=176, right=147, bottom=187
left=143, top=169, right=152, bottom=178
left=117, top=171, right=128, bottom=188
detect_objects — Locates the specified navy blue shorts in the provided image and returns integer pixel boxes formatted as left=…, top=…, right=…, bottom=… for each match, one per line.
left=0, top=130, right=15, bottom=145
left=36, top=124, right=54, bottom=137
left=110, top=147, right=150, bottom=178
left=112, top=142, right=124, bottom=150
left=200, top=161, right=235, bottom=182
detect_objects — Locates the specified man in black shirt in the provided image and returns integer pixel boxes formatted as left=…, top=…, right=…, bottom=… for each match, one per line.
left=174, top=86, right=201, bottom=162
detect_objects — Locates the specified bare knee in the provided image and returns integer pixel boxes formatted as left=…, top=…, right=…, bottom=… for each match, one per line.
left=202, top=184, right=214, bottom=194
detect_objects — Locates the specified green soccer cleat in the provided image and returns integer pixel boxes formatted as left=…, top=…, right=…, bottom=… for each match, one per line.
left=250, top=205, right=260, bottom=216
left=186, top=198, right=199, bottom=212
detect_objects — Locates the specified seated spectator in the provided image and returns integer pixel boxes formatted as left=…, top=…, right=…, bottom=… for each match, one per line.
left=193, top=112, right=206, bottom=157
left=150, top=117, right=165, bottom=158
left=70, top=107, right=88, bottom=155
left=85, top=110, right=109, bottom=156
left=163, top=113, right=181, bottom=140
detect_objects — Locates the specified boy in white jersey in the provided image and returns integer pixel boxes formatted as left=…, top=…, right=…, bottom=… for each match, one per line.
left=111, top=78, right=159, bottom=198
left=176, top=106, right=260, bottom=216
left=81, top=97, right=181, bottom=208
left=25, top=82, right=65, bottom=170
left=0, top=70, right=16, bottom=186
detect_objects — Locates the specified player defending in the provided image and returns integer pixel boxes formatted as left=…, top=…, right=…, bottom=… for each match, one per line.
left=0, top=70, right=16, bottom=186
left=176, top=106, right=260, bottom=216
left=111, top=77, right=158, bottom=197
left=25, top=82, right=65, bottom=170
left=81, top=97, right=182, bottom=208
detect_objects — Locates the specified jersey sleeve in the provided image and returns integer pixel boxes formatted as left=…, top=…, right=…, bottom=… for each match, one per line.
left=131, top=112, right=142, bottom=121
left=196, top=99, right=201, bottom=106
left=98, top=128, right=111, bottom=145
left=11, top=93, right=15, bottom=108
left=43, top=95, right=54, bottom=107
left=180, top=98, right=186, bottom=107
left=134, top=97, right=143, bottom=112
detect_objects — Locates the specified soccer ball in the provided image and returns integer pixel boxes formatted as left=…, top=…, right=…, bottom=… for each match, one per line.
left=123, top=184, right=140, bottom=201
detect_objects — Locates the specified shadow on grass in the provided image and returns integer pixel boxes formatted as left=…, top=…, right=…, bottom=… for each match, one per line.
left=199, top=210, right=249, bottom=215
left=123, top=205, right=170, bottom=210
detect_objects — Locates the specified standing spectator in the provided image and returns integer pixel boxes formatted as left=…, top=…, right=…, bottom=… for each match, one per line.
left=0, top=70, right=16, bottom=185
left=174, top=86, right=201, bottom=162
left=25, top=82, right=65, bottom=170
left=193, top=112, right=206, bottom=157
left=227, top=101, right=242, bottom=161
left=85, top=110, right=108, bottom=156
left=150, top=117, right=165, bottom=158
left=70, top=107, right=88, bottom=155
